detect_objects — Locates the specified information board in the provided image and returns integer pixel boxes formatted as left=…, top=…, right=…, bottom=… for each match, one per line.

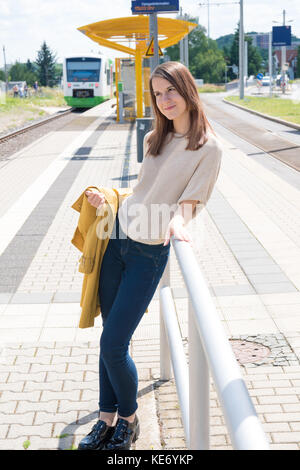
left=272, top=26, right=291, bottom=47
left=131, top=0, right=179, bottom=14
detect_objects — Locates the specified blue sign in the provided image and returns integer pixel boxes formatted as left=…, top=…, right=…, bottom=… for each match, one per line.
left=257, top=73, right=263, bottom=80
left=272, top=26, right=291, bottom=46
left=131, top=0, right=179, bottom=14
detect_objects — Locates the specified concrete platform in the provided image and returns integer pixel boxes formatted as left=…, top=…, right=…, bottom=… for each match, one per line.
left=0, top=97, right=300, bottom=450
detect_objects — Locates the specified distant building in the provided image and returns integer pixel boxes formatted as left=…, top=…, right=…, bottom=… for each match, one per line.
left=247, top=32, right=300, bottom=52
left=274, top=49, right=298, bottom=79
left=247, top=33, right=269, bottom=49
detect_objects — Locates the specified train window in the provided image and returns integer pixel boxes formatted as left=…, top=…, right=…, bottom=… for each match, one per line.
left=66, top=58, right=101, bottom=82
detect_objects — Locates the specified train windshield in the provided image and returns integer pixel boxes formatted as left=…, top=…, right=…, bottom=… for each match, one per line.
left=66, top=58, right=101, bottom=82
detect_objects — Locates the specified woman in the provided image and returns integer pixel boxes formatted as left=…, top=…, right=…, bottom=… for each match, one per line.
left=78, top=61, right=222, bottom=450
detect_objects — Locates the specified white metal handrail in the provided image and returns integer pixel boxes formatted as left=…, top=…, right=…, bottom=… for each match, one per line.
left=159, top=236, right=270, bottom=450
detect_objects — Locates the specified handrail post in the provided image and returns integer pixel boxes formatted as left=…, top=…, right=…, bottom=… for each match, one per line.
left=160, top=258, right=172, bottom=380
left=189, top=298, right=210, bottom=450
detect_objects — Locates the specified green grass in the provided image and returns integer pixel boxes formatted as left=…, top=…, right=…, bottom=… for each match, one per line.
left=0, top=87, right=66, bottom=113
left=0, top=87, right=67, bottom=133
left=198, top=84, right=226, bottom=93
left=23, top=440, right=31, bottom=450
left=0, top=96, right=40, bottom=114
left=224, top=95, right=300, bottom=125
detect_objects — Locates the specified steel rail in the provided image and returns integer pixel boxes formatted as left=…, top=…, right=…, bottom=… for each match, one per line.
left=0, top=108, right=73, bottom=144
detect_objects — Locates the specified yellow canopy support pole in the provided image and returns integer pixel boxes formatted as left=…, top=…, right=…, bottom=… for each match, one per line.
left=135, top=47, right=143, bottom=118
left=115, top=58, right=120, bottom=122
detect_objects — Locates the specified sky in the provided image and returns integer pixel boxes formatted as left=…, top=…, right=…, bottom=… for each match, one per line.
left=1, top=0, right=300, bottom=67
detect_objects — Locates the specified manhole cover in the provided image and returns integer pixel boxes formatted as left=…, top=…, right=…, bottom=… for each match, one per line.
left=229, top=339, right=271, bottom=365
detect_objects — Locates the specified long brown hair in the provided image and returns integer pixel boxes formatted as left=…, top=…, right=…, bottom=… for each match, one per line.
left=147, top=61, right=214, bottom=157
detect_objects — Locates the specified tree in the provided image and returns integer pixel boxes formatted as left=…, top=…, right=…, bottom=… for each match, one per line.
left=191, top=49, right=226, bottom=83
left=165, top=15, right=226, bottom=83
left=228, top=23, right=263, bottom=79
left=35, top=41, right=57, bottom=87
left=8, top=61, right=38, bottom=86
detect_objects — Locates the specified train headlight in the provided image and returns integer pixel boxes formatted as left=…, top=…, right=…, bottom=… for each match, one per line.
left=68, top=83, right=71, bottom=88
left=95, top=83, right=99, bottom=88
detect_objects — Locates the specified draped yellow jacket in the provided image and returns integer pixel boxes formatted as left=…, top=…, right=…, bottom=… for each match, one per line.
left=71, top=186, right=133, bottom=328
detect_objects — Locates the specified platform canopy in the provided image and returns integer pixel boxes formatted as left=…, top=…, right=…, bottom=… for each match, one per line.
left=77, top=15, right=197, bottom=56
left=77, top=15, right=197, bottom=118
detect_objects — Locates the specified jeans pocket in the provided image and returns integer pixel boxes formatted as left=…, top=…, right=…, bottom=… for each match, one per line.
left=134, top=242, right=169, bottom=268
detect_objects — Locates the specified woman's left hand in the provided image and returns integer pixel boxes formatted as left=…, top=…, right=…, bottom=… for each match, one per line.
left=163, top=216, right=193, bottom=247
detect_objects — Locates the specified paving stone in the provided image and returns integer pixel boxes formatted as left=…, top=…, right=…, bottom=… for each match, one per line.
left=58, top=399, right=98, bottom=413
left=16, top=400, right=58, bottom=414
left=30, top=363, right=66, bottom=373
left=8, top=423, right=53, bottom=439
left=40, top=390, right=80, bottom=401
left=269, top=443, right=299, bottom=450
left=0, top=411, right=35, bottom=425
left=1, top=390, right=41, bottom=402
left=63, top=380, right=98, bottom=392
left=8, top=371, right=46, bottom=383
left=23, top=380, right=63, bottom=392
left=0, top=425, right=8, bottom=439
left=0, top=438, right=28, bottom=450
left=0, top=402, right=17, bottom=413
left=24, top=436, right=66, bottom=450
left=258, top=395, right=300, bottom=405
left=290, top=422, right=300, bottom=431
left=271, top=432, right=300, bottom=443
left=262, top=422, right=290, bottom=432
left=35, top=410, right=78, bottom=425
left=0, top=381, right=24, bottom=392
left=264, top=412, right=300, bottom=422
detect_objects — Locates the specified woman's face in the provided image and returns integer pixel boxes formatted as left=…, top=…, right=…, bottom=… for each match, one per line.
left=152, top=77, right=188, bottom=125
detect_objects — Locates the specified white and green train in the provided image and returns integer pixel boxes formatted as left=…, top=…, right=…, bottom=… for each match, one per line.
left=63, top=54, right=114, bottom=108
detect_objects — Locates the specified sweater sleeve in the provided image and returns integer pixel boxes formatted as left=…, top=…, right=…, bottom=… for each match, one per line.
left=137, top=131, right=152, bottom=182
left=177, top=141, right=222, bottom=209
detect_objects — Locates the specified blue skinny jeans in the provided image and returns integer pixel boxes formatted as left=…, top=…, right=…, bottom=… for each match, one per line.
left=98, top=212, right=170, bottom=417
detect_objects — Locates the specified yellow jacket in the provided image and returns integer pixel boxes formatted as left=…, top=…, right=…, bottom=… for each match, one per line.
left=71, top=186, right=133, bottom=328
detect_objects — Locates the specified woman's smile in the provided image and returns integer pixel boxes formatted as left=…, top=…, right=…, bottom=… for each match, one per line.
left=164, top=104, right=176, bottom=111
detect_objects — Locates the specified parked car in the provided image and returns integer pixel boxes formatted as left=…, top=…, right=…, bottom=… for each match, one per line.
left=262, top=76, right=271, bottom=86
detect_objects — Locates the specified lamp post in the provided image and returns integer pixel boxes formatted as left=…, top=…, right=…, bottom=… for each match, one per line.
left=272, top=10, right=293, bottom=95
left=239, top=0, right=244, bottom=99
left=198, top=1, right=244, bottom=98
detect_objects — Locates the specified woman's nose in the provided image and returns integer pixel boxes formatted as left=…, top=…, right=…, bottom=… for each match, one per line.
left=161, top=93, right=170, bottom=102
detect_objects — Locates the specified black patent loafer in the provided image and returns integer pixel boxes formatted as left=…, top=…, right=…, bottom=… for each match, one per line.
left=78, top=419, right=116, bottom=450
left=103, top=415, right=140, bottom=450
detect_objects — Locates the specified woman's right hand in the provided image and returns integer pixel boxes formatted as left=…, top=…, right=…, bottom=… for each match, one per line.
left=85, top=190, right=106, bottom=209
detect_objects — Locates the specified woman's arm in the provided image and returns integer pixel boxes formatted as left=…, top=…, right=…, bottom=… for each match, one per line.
left=163, top=200, right=198, bottom=246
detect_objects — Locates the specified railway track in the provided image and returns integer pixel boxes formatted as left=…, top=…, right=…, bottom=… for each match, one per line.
left=201, top=95, right=300, bottom=172
left=0, top=108, right=73, bottom=144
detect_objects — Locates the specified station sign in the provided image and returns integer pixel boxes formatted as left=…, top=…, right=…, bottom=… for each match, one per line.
left=131, top=0, right=179, bottom=14
left=272, top=26, right=291, bottom=47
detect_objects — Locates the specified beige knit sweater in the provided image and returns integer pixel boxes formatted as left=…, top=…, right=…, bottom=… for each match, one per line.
left=118, top=130, right=223, bottom=245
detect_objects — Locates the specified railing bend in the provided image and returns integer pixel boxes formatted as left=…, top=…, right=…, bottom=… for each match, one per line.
left=159, top=237, right=270, bottom=450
